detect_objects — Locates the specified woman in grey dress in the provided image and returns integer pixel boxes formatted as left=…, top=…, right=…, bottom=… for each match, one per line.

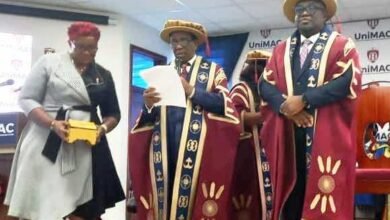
left=4, top=21, right=124, bottom=220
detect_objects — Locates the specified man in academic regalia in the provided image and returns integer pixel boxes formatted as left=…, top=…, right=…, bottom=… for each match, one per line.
left=129, top=19, right=240, bottom=220
left=229, top=50, right=273, bottom=220
left=258, top=0, right=362, bottom=219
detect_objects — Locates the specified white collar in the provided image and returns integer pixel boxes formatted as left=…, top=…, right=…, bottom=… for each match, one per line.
left=300, top=33, right=320, bottom=44
left=170, top=55, right=197, bottom=68
left=187, top=55, right=197, bottom=66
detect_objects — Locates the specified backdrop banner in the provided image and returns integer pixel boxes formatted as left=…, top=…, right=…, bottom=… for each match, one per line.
left=0, top=112, right=18, bottom=146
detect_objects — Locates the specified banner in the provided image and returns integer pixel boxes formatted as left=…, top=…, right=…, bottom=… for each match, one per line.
left=232, top=18, right=390, bottom=85
left=0, top=113, right=18, bottom=146
left=345, top=19, right=390, bottom=84
left=0, top=32, right=32, bottom=113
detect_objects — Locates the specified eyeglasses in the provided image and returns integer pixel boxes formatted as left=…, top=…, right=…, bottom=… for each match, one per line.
left=170, top=38, right=193, bottom=48
left=294, top=3, right=325, bottom=15
left=71, top=41, right=98, bottom=53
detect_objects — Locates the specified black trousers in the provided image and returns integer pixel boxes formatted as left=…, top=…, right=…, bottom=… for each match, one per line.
left=283, top=127, right=307, bottom=220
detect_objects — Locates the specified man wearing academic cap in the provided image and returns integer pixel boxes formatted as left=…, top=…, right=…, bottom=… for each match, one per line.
left=230, top=50, right=273, bottom=220
left=258, top=0, right=362, bottom=219
left=129, top=19, right=240, bottom=220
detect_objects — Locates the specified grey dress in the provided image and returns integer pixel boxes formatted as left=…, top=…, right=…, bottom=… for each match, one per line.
left=4, top=52, right=124, bottom=220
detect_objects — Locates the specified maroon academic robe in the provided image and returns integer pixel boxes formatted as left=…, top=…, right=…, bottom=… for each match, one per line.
left=260, top=32, right=362, bottom=219
left=129, top=56, right=240, bottom=220
left=230, top=82, right=272, bottom=220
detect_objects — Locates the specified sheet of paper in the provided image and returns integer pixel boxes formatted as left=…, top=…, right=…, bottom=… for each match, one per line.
left=140, top=65, right=186, bottom=108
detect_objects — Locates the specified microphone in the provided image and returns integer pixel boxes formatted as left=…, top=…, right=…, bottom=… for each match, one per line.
left=0, top=79, right=15, bottom=87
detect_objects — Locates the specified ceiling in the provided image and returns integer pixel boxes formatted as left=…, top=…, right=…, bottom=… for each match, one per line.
left=1, top=0, right=390, bottom=36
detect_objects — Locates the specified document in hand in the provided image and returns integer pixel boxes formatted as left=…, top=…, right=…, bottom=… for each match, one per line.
left=140, top=65, right=186, bottom=108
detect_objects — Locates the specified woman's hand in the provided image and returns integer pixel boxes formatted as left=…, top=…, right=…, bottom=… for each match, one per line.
left=51, top=120, right=69, bottom=142
left=96, top=124, right=107, bottom=144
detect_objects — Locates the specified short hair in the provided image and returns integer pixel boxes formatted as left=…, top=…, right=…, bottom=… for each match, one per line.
left=67, top=21, right=100, bottom=41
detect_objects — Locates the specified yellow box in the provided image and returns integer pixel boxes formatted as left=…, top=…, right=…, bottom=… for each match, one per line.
left=67, top=119, right=97, bottom=146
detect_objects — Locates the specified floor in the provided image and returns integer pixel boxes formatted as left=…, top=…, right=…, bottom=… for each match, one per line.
left=0, top=201, right=385, bottom=220
left=0, top=205, right=17, bottom=220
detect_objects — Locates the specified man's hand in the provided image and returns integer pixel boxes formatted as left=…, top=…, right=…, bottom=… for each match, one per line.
left=143, top=87, right=161, bottom=108
left=280, top=95, right=305, bottom=117
left=286, top=110, right=313, bottom=128
left=180, top=77, right=194, bottom=97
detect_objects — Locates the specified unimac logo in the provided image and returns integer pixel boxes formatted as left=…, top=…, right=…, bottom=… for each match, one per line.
left=362, top=65, right=390, bottom=74
left=260, top=29, right=271, bottom=39
left=248, top=40, right=282, bottom=49
left=367, top=19, right=379, bottom=30
left=354, top=30, right=390, bottom=41
left=0, top=123, right=15, bottom=136
left=364, top=122, right=390, bottom=159
left=362, top=48, right=390, bottom=74
left=367, top=48, right=379, bottom=63
left=354, top=19, right=390, bottom=41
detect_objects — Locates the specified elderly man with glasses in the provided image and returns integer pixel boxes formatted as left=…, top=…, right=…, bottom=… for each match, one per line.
left=129, top=19, right=240, bottom=219
left=258, top=0, right=362, bottom=219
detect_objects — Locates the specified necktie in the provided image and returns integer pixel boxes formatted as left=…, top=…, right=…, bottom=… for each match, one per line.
left=300, top=39, right=312, bottom=68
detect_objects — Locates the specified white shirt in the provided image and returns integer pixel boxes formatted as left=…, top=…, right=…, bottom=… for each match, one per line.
left=170, top=55, right=197, bottom=73
left=182, top=55, right=196, bottom=72
left=300, top=33, right=320, bottom=53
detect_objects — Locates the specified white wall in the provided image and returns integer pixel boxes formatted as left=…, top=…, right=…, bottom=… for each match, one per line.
left=0, top=11, right=171, bottom=220
left=123, top=17, right=172, bottom=60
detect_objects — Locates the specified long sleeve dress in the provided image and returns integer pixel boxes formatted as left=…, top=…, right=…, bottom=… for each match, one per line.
left=5, top=52, right=124, bottom=220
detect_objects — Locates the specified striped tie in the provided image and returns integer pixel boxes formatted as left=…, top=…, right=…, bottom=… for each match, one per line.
left=300, top=39, right=312, bottom=68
